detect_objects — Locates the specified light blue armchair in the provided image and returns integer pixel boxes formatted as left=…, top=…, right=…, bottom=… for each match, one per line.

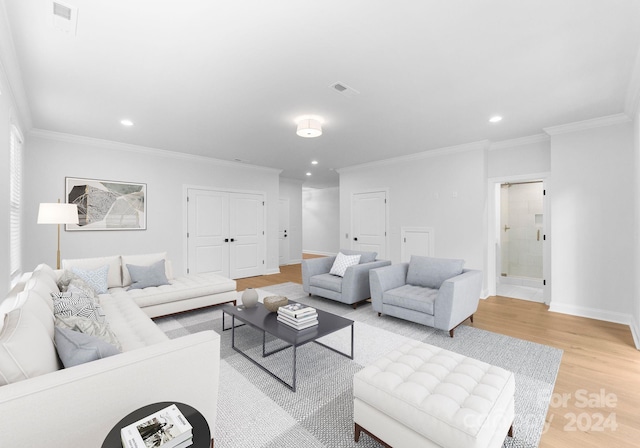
left=369, top=256, right=482, bottom=337
left=302, top=250, right=391, bottom=308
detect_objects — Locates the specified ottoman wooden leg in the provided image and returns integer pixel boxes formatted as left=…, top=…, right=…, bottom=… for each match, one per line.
left=508, top=424, right=514, bottom=437
left=354, top=423, right=362, bottom=442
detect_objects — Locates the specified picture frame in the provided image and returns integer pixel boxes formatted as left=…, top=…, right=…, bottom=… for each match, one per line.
left=65, top=177, right=146, bottom=231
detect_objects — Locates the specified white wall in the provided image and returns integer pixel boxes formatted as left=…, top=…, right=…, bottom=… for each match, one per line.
left=0, top=6, right=28, bottom=293
left=339, top=145, right=488, bottom=286
left=549, top=122, right=635, bottom=322
left=278, top=177, right=303, bottom=264
left=302, top=187, right=340, bottom=255
left=488, top=137, right=550, bottom=178
left=23, top=132, right=281, bottom=276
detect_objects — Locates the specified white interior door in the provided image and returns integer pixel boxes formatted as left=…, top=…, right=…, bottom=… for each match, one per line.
left=352, top=191, right=387, bottom=258
left=229, top=193, right=264, bottom=279
left=278, top=198, right=290, bottom=266
left=401, top=227, right=434, bottom=262
left=187, top=189, right=229, bottom=276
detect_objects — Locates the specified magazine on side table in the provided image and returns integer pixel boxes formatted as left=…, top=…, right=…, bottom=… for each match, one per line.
left=121, top=403, right=193, bottom=448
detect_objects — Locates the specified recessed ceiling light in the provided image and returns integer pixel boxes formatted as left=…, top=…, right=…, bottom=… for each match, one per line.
left=311, top=160, right=318, bottom=165
left=489, top=116, right=503, bottom=123
left=306, top=172, right=312, bottom=176
left=120, top=119, right=134, bottom=126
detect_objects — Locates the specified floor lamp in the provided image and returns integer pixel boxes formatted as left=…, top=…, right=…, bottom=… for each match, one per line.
left=37, top=200, right=79, bottom=269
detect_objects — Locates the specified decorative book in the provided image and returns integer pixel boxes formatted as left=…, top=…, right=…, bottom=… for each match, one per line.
left=121, top=404, right=193, bottom=448
left=278, top=303, right=316, bottom=318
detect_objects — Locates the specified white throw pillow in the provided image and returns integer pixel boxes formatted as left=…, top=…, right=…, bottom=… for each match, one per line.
left=71, top=265, right=109, bottom=295
left=330, top=252, right=361, bottom=277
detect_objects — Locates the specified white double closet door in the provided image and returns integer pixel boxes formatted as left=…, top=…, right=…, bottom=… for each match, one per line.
left=187, top=188, right=264, bottom=279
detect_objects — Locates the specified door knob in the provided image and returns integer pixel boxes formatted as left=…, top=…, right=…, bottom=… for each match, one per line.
left=224, top=238, right=229, bottom=242
left=504, top=225, right=511, bottom=232
left=230, top=238, right=235, bottom=242
left=354, top=237, right=358, bottom=241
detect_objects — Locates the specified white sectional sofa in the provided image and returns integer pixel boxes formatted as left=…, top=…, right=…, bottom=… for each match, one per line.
left=0, top=254, right=237, bottom=447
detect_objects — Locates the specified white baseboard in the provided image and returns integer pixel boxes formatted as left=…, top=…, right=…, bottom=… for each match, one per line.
left=548, top=301, right=631, bottom=326
left=264, top=268, right=281, bottom=276
left=287, top=258, right=302, bottom=265
left=631, top=315, right=640, bottom=350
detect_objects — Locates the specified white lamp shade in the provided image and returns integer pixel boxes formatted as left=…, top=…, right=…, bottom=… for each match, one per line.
left=296, top=118, right=322, bottom=138
left=37, top=203, right=79, bottom=224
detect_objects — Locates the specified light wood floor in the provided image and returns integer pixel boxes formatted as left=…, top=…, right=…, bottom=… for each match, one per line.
left=236, top=256, right=640, bottom=448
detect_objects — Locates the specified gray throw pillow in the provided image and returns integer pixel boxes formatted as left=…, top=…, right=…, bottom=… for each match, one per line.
left=406, top=256, right=465, bottom=289
left=340, top=249, right=377, bottom=264
left=54, top=327, right=120, bottom=368
left=126, top=259, right=170, bottom=290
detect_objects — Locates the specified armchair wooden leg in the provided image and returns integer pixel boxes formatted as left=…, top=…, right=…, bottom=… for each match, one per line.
left=352, top=303, right=358, bottom=309
left=508, top=424, right=514, bottom=437
left=377, top=312, right=381, bottom=317
left=355, top=423, right=361, bottom=442
left=470, top=314, right=474, bottom=323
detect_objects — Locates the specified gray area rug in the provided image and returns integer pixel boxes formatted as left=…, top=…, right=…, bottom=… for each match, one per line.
left=155, top=282, right=562, bottom=448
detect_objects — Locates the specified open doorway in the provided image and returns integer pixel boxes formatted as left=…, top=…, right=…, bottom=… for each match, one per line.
left=498, top=181, right=544, bottom=302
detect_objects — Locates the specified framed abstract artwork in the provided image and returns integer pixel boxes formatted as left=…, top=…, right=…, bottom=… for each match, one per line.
left=65, top=177, right=146, bottom=231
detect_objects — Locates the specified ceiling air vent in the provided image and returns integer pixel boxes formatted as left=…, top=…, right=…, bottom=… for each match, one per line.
left=329, top=82, right=360, bottom=98
left=52, top=1, right=78, bottom=35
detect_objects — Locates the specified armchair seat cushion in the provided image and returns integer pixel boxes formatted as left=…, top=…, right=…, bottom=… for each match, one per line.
left=383, top=284, right=438, bottom=315
left=309, top=273, right=343, bottom=293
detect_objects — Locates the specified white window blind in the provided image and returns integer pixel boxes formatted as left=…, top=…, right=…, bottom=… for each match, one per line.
left=9, top=125, right=23, bottom=286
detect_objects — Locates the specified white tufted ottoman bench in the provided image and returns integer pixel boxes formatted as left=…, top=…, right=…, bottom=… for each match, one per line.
left=353, top=340, right=515, bottom=448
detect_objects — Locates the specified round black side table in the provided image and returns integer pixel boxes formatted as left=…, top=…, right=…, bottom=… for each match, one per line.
left=102, top=401, right=212, bottom=448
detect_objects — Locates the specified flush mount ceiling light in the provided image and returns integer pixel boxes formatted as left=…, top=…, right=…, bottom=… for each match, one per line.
left=296, top=118, right=322, bottom=138
left=489, top=115, right=503, bottom=123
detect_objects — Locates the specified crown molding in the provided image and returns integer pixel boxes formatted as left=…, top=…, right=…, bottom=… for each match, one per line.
left=337, top=139, right=490, bottom=174
left=543, top=113, right=631, bottom=136
left=489, top=133, right=549, bottom=151
left=28, top=128, right=282, bottom=174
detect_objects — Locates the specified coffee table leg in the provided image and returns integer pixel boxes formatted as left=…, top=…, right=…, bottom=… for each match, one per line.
left=231, top=316, right=236, bottom=349
left=292, top=345, right=297, bottom=392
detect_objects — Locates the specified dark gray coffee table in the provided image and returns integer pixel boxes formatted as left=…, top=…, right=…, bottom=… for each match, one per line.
left=221, top=302, right=354, bottom=392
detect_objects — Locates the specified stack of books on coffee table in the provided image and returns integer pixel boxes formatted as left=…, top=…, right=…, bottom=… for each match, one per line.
left=277, top=303, right=319, bottom=330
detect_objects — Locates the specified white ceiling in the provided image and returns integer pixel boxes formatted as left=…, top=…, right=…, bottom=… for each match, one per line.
left=4, top=0, right=640, bottom=188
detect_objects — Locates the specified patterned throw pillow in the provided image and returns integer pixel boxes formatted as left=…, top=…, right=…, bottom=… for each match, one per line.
left=67, top=279, right=99, bottom=300
left=51, top=292, right=105, bottom=323
left=55, top=315, right=121, bottom=350
left=56, top=269, right=78, bottom=292
left=71, top=265, right=109, bottom=294
left=329, top=252, right=361, bottom=277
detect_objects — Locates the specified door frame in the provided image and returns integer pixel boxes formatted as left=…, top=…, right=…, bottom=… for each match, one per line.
left=183, top=184, right=267, bottom=277
left=486, top=173, right=550, bottom=304
left=278, top=197, right=290, bottom=266
left=350, top=188, right=390, bottom=259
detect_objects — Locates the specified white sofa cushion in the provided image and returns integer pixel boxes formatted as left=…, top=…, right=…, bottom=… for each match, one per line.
left=98, top=294, right=168, bottom=350
left=62, top=255, right=122, bottom=288
left=0, top=308, right=61, bottom=386
left=121, top=252, right=171, bottom=287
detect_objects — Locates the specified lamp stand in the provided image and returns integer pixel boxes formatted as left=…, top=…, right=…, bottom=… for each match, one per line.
left=57, top=222, right=61, bottom=269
